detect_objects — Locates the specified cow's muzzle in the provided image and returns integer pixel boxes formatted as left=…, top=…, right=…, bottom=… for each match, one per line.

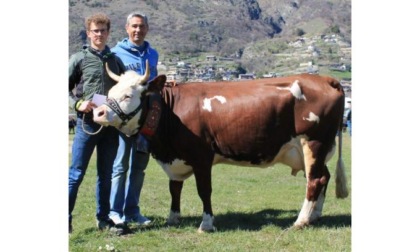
left=93, top=106, right=110, bottom=126
left=104, top=97, right=142, bottom=128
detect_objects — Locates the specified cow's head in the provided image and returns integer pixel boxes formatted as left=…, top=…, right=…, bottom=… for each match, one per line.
left=93, top=60, right=166, bottom=136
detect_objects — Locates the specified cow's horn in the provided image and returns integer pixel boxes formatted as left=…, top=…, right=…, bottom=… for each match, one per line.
left=137, top=60, right=150, bottom=85
left=105, top=62, right=120, bottom=82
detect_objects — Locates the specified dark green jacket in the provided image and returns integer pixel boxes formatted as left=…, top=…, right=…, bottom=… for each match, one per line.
left=69, top=45, right=125, bottom=110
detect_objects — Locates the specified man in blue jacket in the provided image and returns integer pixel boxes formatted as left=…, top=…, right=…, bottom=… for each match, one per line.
left=108, top=12, right=159, bottom=233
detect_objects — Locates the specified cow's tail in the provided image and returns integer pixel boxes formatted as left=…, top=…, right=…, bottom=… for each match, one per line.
left=335, top=130, right=349, bottom=198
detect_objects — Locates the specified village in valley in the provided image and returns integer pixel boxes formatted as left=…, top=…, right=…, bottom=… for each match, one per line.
left=157, top=33, right=351, bottom=97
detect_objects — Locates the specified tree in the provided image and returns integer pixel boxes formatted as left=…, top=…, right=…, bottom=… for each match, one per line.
left=330, top=25, right=341, bottom=34
left=328, top=47, right=333, bottom=54
left=236, top=64, right=247, bottom=76
left=295, top=28, right=305, bottom=36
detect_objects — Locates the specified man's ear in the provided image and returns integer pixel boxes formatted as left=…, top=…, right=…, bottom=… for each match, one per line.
left=147, top=75, right=167, bottom=93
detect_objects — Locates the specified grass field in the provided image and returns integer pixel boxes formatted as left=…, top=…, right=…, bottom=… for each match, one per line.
left=68, top=133, right=351, bottom=251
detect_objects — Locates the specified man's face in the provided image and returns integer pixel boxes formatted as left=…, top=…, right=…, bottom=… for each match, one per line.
left=126, top=16, right=148, bottom=45
left=87, top=23, right=109, bottom=49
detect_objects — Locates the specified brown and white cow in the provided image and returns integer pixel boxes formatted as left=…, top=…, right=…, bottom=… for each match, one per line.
left=93, top=62, right=348, bottom=232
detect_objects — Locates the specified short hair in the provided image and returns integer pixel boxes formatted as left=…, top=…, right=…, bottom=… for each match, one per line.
left=126, top=12, right=149, bottom=26
left=85, top=13, right=111, bottom=31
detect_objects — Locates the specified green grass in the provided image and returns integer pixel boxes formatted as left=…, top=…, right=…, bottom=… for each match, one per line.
left=320, top=69, right=352, bottom=80
left=69, top=133, right=351, bottom=251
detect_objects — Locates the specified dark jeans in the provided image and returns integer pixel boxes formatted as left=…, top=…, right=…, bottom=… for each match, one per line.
left=69, top=117, right=119, bottom=223
left=109, top=133, right=150, bottom=220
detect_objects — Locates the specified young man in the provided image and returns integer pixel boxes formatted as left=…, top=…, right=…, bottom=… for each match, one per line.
left=108, top=12, right=159, bottom=231
left=68, top=13, right=125, bottom=233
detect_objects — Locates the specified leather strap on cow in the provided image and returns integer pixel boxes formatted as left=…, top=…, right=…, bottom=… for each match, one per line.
left=139, top=93, right=162, bottom=138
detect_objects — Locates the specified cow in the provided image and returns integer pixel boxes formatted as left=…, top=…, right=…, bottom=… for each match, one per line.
left=93, top=62, right=348, bottom=232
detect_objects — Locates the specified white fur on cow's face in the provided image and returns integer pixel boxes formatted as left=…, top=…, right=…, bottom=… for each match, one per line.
left=93, top=70, right=149, bottom=136
left=107, top=71, right=149, bottom=100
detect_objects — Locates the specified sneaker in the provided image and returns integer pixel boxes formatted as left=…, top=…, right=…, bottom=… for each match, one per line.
left=126, top=214, right=152, bottom=226
left=109, top=215, right=125, bottom=226
left=96, top=219, right=113, bottom=230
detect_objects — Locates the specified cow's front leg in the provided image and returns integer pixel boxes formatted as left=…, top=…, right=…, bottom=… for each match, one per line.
left=193, top=165, right=216, bottom=233
left=167, top=180, right=183, bottom=225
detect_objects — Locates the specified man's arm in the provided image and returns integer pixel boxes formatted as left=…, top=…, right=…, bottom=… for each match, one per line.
left=69, top=53, right=83, bottom=110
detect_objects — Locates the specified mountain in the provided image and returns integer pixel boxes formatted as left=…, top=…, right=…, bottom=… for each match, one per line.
left=69, top=0, right=351, bottom=74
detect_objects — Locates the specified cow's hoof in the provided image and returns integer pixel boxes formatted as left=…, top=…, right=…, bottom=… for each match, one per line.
left=293, top=220, right=310, bottom=229
left=292, top=224, right=306, bottom=230
left=165, top=221, right=179, bottom=226
left=167, top=211, right=181, bottom=226
left=197, top=226, right=217, bottom=233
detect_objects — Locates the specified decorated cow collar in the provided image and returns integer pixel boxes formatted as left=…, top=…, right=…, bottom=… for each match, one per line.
left=105, top=97, right=142, bottom=128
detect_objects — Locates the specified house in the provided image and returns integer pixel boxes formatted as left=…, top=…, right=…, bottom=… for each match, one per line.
left=262, top=72, right=276, bottom=78
left=238, top=73, right=255, bottom=80
left=206, top=55, right=216, bottom=61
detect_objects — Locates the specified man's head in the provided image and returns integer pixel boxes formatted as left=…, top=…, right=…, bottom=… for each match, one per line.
left=85, top=13, right=111, bottom=50
left=125, top=12, right=149, bottom=46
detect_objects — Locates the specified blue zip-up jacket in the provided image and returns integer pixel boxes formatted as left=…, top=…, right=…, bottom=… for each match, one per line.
left=111, top=38, right=159, bottom=81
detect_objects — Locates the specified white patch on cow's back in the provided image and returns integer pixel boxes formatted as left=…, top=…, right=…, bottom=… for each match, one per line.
left=303, top=112, right=320, bottom=123
left=202, top=96, right=227, bottom=112
left=276, top=80, right=306, bottom=100
left=156, top=159, right=194, bottom=181
left=290, top=80, right=306, bottom=100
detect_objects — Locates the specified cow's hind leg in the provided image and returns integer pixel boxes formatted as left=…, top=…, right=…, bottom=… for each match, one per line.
left=167, top=180, right=183, bottom=225
left=313, top=165, right=329, bottom=218
left=294, top=139, right=331, bottom=228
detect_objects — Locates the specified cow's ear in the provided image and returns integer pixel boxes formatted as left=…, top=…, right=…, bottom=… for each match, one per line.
left=147, top=75, right=167, bottom=92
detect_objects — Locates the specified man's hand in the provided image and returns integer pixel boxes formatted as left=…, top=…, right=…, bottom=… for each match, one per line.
left=77, top=100, right=97, bottom=113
